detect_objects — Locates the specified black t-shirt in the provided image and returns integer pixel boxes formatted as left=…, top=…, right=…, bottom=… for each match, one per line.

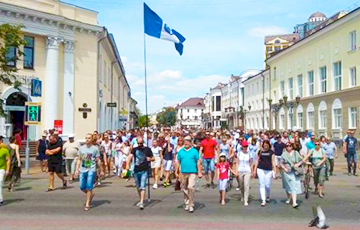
left=132, top=146, right=153, bottom=172
left=258, top=150, right=274, bottom=170
left=163, top=143, right=174, bottom=161
left=273, top=142, right=285, bottom=156
left=47, top=141, right=63, bottom=163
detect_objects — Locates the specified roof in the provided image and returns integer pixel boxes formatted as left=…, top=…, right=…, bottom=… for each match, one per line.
left=309, top=11, right=327, bottom=20
left=265, top=33, right=299, bottom=44
left=177, top=98, right=205, bottom=108
left=243, top=69, right=269, bottom=83
left=211, top=82, right=227, bottom=90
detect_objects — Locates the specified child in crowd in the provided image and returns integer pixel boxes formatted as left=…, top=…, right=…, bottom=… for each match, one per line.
left=216, top=152, right=238, bottom=205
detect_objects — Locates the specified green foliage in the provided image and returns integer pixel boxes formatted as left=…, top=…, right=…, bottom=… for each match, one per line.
left=0, top=24, right=27, bottom=116
left=156, top=107, right=176, bottom=127
left=138, top=115, right=149, bottom=128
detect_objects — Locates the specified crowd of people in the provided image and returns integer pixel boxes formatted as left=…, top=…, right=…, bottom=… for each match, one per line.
left=0, top=127, right=358, bottom=213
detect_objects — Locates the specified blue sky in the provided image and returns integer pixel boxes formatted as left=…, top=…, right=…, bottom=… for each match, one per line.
left=64, top=0, right=360, bottom=114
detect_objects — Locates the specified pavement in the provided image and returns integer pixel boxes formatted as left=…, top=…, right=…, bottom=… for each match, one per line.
left=1, top=158, right=360, bottom=230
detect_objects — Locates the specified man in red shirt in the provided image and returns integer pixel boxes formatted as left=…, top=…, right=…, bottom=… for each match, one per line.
left=200, top=132, right=219, bottom=188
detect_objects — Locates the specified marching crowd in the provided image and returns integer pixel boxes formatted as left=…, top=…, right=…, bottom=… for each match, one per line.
left=0, top=127, right=358, bottom=213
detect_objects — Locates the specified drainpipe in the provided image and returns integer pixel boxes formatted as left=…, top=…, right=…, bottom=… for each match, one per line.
left=97, top=28, right=107, bottom=131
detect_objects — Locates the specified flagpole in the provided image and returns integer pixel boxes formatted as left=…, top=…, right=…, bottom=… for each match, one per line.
left=144, top=28, right=151, bottom=203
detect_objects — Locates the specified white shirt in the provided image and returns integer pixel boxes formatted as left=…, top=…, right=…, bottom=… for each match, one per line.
left=237, top=151, right=251, bottom=173
left=151, top=146, right=162, bottom=157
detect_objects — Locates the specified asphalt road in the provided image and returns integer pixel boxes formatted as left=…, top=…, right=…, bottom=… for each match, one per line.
left=1, top=158, right=360, bottom=230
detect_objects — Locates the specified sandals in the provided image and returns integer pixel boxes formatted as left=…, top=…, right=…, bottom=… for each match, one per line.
left=45, top=188, right=54, bottom=192
left=63, top=180, right=68, bottom=189
left=84, top=205, right=90, bottom=211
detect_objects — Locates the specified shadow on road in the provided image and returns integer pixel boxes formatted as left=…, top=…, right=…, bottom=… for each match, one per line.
left=91, top=200, right=111, bottom=208
left=14, top=186, right=32, bottom=191
left=1, top=198, right=24, bottom=206
left=177, top=202, right=206, bottom=211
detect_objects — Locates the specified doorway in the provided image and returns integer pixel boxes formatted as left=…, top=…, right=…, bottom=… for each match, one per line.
left=6, top=92, right=28, bottom=140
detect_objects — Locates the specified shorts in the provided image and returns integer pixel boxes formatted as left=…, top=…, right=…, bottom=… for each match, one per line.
left=275, top=156, right=282, bottom=167
left=164, top=160, right=172, bottom=171
left=79, top=170, right=96, bottom=191
left=203, top=158, right=215, bottom=173
left=218, top=179, right=228, bottom=191
left=48, top=162, right=62, bottom=173
left=151, top=156, right=161, bottom=169
left=134, top=170, right=148, bottom=190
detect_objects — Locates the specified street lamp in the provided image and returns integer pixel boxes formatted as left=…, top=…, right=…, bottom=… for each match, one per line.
left=248, top=105, right=251, bottom=111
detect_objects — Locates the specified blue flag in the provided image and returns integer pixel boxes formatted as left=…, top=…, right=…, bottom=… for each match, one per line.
left=144, top=2, right=186, bottom=55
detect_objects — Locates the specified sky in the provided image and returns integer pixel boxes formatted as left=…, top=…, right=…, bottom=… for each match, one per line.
left=64, top=0, right=360, bottom=114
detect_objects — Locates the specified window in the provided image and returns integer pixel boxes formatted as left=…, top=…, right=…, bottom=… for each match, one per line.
left=319, top=66, right=327, bottom=93
left=187, top=109, right=189, bottom=113
left=211, top=97, right=215, bottom=111
left=288, top=78, right=293, bottom=99
left=288, top=113, right=293, bottom=129
left=350, top=67, right=356, bottom=87
left=187, top=116, right=190, bottom=119
left=280, top=81, right=285, bottom=97
left=333, top=62, right=342, bottom=91
left=195, top=109, right=197, bottom=113
left=308, top=111, right=314, bottom=129
left=319, top=110, right=327, bottom=129
left=333, top=109, right=342, bottom=128
left=275, top=39, right=280, bottom=44
left=266, top=47, right=272, bottom=52
left=308, top=71, right=314, bottom=96
left=274, top=46, right=281, bottom=52
left=297, top=112, right=303, bottom=128
left=349, top=30, right=356, bottom=51
left=216, top=96, right=221, bottom=111
left=280, top=114, right=285, bottom=129
left=195, top=116, right=198, bottom=120
left=24, top=36, right=34, bottom=69
left=297, top=75, right=303, bottom=97
left=6, top=46, right=16, bottom=67
left=349, top=107, right=357, bottom=128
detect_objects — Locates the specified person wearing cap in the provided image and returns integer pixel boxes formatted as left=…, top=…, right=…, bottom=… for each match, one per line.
left=63, top=134, right=81, bottom=183
left=36, top=132, right=49, bottom=172
left=216, top=152, right=237, bottom=206
left=236, top=141, right=253, bottom=206
left=175, top=136, right=202, bottom=213
left=200, top=132, right=219, bottom=189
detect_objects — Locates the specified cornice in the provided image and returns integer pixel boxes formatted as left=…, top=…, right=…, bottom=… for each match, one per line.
left=0, top=2, right=103, bottom=36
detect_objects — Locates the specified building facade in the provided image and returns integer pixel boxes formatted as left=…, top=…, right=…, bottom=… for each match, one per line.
left=176, top=98, right=205, bottom=129
left=267, top=6, right=360, bottom=138
left=0, top=0, right=131, bottom=141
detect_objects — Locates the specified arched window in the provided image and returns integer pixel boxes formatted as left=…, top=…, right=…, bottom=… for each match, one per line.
left=296, top=104, right=304, bottom=129
left=279, top=107, right=285, bottom=129
left=318, top=101, right=327, bottom=129
left=307, top=103, right=315, bottom=129
left=332, top=99, right=342, bottom=129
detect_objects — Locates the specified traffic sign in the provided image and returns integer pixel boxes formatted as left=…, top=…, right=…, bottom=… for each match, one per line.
left=107, top=103, right=117, bottom=107
left=25, top=102, right=41, bottom=125
left=31, top=79, right=42, bottom=97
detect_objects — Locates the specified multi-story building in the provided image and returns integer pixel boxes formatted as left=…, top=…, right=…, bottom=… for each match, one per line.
left=265, top=34, right=299, bottom=60
left=0, top=0, right=131, bottom=141
left=244, top=69, right=270, bottom=132
left=294, top=12, right=328, bottom=39
left=176, top=98, right=205, bottom=129
left=209, top=83, right=224, bottom=128
left=267, top=6, right=360, bottom=139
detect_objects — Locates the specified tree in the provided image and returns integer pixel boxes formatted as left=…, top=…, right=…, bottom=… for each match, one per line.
left=138, top=115, right=149, bottom=128
left=0, top=24, right=27, bottom=116
left=156, top=107, right=177, bottom=127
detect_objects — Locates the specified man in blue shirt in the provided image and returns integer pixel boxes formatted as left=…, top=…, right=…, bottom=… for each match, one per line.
left=343, top=131, right=358, bottom=176
left=322, top=137, right=338, bottom=178
left=175, top=136, right=202, bottom=213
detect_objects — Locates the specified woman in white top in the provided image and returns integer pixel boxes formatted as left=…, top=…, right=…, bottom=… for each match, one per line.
left=151, top=140, right=163, bottom=189
left=101, top=133, right=113, bottom=176
left=114, top=137, right=123, bottom=177
left=236, top=141, right=253, bottom=206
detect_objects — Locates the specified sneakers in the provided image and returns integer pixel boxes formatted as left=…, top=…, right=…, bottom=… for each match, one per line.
left=221, top=200, right=225, bottom=206
left=0, top=201, right=3, bottom=206
left=266, top=197, right=270, bottom=202
left=236, top=187, right=240, bottom=191
left=285, top=199, right=291, bottom=204
left=244, top=201, right=249, bottom=206
left=261, top=201, right=266, bottom=207
left=139, top=203, right=144, bottom=210
left=184, top=205, right=190, bottom=211
left=153, top=184, right=158, bottom=189
left=189, top=206, right=194, bottom=213
left=163, top=182, right=170, bottom=187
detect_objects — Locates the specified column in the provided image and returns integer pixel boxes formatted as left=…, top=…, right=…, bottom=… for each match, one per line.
left=62, top=40, right=75, bottom=136
left=44, top=37, right=62, bottom=130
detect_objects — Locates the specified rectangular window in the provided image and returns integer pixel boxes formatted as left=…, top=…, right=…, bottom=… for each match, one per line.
left=349, top=30, right=356, bottom=51
left=195, top=116, right=198, bottom=120
left=319, top=110, right=327, bottom=129
left=333, top=61, right=342, bottom=91
left=195, top=109, right=197, bottom=113
left=350, top=67, right=356, bottom=87
left=6, top=46, right=16, bottom=67
left=187, top=109, right=189, bottom=113
left=308, top=71, right=314, bottom=96
left=274, top=46, right=281, bottom=52
left=288, top=78, right=293, bottom=99
left=297, top=112, right=303, bottom=128
left=280, top=81, right=285, bottom=97
left=319, top=66, right=327, bottom=93
left=333, top=108, right=342, bottom=129
left=266, top=47, right=272, bottom=52
left=349, top=107, right=357, bottom=128
left=308, top=111, right=314, bottom=129
left=297, top=75, right=303, bottom=97
left=212, top=97, right=215, bottom=112
left=24, top=36, right=34, bottom=69
left=216, top=96, right=221, bottom=111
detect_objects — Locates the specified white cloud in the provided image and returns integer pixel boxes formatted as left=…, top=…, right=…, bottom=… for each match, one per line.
left=247, top=26, right=289, bottom=38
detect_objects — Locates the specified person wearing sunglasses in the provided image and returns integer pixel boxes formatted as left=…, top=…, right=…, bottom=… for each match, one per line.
left=303, top=140, right=327, bottom=198
left=280, top=143, right=303, bottom=208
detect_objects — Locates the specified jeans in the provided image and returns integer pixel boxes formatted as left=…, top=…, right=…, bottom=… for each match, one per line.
left=202, top=158, right=215, bottom=173
left=257, top=168, right=273, bottom=202
left=346, top=152, right=357, bottom=174
left=239, top=172, right=252, bottom=202
left=134, top=171, right=148, bottom=190
left=325, top=158, right=334, bottom=177
left=66, top=159, right=76, bottom=175
left=79, top=170, right=96, bottom=191
left=0, top=169, right=5, bottom=202
left=182, top=173, right=197, bottom=208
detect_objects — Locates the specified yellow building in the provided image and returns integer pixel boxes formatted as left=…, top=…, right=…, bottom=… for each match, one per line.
left=265, top=33, right=299, bottom=60
left=267, top=7, right=360, bottom=138
left=0, top=0, right=131, bottom=141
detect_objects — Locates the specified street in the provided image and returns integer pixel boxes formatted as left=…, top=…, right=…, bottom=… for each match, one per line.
left=1, top=159, right=360, bottom=230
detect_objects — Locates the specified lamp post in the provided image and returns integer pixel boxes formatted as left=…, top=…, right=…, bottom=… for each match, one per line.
left=268, top=98, right=273, bottom=129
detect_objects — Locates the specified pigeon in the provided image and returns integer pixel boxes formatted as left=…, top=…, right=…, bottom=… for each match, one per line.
left=309, top=205, right=329, bottom=229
